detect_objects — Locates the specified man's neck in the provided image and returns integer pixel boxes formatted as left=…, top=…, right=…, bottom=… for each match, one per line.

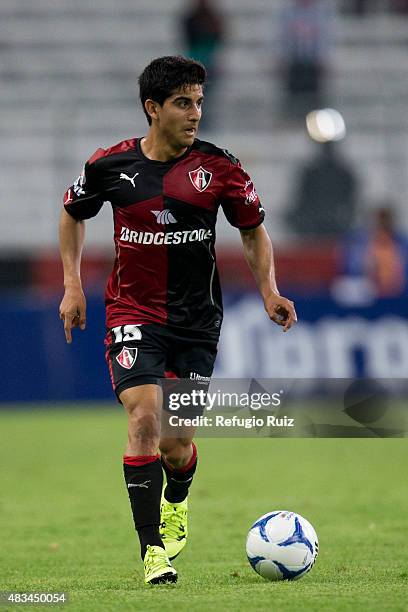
left=141, top=131, right=188, bottom=162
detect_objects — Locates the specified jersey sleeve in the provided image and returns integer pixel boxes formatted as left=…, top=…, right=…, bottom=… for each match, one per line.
left=220, top=158, right=265, bottom=230
left=63, top=150, right=105, bottom=220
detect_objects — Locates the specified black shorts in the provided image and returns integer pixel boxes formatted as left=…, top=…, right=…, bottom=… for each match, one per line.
left=105, top=323, right=218, bottom=402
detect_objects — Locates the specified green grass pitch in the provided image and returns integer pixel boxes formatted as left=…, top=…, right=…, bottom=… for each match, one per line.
left=1, top=407, right=407, bottom=612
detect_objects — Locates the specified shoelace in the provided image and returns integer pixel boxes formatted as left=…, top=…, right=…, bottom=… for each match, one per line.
left=144, top=546, right=169, bottom=573
left=161, top=505, right=187, bottom=540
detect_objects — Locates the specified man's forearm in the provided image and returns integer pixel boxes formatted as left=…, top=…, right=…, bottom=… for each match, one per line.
left=240, top=224, right=297, bottom=331
left=240, top=225, right=279, bottom=298
left=59, top=209, right=87, bottom=342
left=59, top=208, right=85, bottom=288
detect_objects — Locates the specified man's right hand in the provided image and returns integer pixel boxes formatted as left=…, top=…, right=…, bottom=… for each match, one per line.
left=59, top=287, right=87, bottom=343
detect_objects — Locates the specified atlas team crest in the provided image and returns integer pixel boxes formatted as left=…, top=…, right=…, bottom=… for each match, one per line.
left=189, top=166, right=212, bottom=192
left=116, top=346, right=137, bottom=369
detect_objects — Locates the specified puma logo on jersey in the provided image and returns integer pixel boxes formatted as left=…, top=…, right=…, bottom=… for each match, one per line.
left=151, top=210, right=177, bottom=225
left=120, top=172, right=139, bottom=187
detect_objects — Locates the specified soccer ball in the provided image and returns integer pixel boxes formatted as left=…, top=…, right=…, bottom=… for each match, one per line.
left=246, top=510, right=318, bottom=581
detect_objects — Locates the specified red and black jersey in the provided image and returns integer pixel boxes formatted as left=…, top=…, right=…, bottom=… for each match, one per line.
left=63, top=137, right=264, bottom=334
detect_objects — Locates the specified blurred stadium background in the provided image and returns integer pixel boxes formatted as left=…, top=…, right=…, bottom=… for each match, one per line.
left=1, top=0, right=408, bottom=403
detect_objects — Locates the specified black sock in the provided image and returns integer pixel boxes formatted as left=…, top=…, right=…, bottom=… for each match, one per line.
left=162, top=443, right=198, bottom=504
left=123, top=454, right=164, bottom=559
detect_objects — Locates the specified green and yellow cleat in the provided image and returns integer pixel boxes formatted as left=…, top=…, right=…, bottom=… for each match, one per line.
left=160, top=497, right=188, bottom=561
left=143, top=545, right=178, bottom=585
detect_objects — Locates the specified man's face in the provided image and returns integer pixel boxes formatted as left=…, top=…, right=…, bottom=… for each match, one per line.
left=154, top=84, right=203, bottom=149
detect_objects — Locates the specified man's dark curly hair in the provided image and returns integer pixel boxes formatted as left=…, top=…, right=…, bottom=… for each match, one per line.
left=139, top=56, right=207, bottom=125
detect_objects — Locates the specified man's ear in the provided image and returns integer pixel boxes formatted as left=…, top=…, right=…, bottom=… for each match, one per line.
left=144, top=99, right=159, bottom=122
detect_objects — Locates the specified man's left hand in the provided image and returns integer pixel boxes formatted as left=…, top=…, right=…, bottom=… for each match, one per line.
left=264, top=293, right=297, bottom=332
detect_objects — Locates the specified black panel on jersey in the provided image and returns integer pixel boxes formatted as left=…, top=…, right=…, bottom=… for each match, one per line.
left=96, top=152, right=166, bottom=208
left=64, top=161, right=105, bottom=220
left=163, top=196, right=222, bottom=333
left=222, top=149, right=240, bottom=165
left=192, top=138, right=237, bottom=162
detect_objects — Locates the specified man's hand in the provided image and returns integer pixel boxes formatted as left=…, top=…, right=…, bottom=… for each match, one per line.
left=264, top=292, right=297, bottom=332
left=59, top=286, right=86, bottom=343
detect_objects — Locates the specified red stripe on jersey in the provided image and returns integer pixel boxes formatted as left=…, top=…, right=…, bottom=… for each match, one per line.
left=123, top=453, right=160, bottom=466
left=104, top=332, right=115, bottom=391
left=88, top=139, right=137, bottom=165
left=88, top=148, right=106, bottom=165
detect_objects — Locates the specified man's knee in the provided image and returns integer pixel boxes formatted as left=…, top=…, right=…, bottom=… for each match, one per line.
left=160, top=437, right=193, bottom=469
left=129, top=410, right=160, bottom=441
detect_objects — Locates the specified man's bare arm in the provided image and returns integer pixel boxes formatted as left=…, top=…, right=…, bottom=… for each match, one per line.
left=240, top=224, right=297, bottom=331
left=59, top=208, right=87, bottom=343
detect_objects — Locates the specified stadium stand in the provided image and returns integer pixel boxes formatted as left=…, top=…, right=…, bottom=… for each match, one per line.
left=0, top=0, right=407, bottom=252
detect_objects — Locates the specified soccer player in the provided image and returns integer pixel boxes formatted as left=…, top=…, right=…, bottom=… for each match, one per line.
left=59, top=56, right=296, bottom=585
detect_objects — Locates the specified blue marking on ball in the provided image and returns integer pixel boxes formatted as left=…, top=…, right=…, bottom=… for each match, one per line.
left=251, top=512, right=280, bottom=542
left=272, top=560, right=312, bottom=580
left=277, top=516, right=314, bottom=555
left=247, top=555, right=266, bottom=570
